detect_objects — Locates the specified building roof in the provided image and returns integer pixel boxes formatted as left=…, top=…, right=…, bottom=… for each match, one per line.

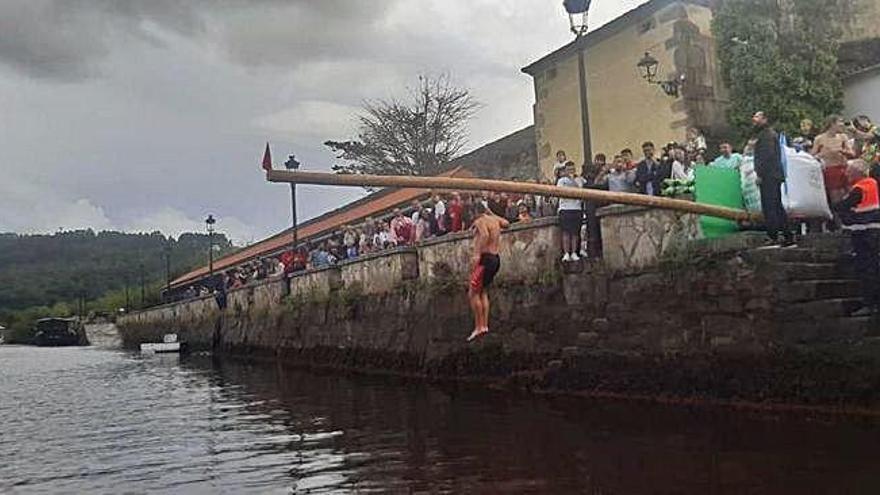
left=170, top=126, right=537, bottom=289
left=521, top=0, right=711, bottom=76
left=840, top=38, right=880, bottom=79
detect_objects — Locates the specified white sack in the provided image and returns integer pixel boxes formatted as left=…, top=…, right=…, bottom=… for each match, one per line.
left=781, top=148, right=832, bottom=220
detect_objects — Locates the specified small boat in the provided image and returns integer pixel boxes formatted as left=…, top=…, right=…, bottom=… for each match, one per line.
left=33, top=318, right=89, bottom=347
left=140, top=333, right=186, bottom=354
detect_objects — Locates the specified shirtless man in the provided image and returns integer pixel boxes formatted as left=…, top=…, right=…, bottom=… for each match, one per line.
left=467, top=202, right=509, bottom=342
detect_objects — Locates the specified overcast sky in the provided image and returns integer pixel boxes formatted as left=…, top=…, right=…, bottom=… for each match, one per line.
left=0, top=0, right=647, bottom=245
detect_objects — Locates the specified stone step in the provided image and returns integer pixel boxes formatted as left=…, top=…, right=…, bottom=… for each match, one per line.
left=778, top=315, right=879, bottom=343
left=773, top=262, right=844, bottom=281
left=796, top=233, right=852, bottom=252
left=744, top=246, right=841, bottom=264
left=780, top=298, right=865, bottom=319
left=779, top=280, right=864, bottom=303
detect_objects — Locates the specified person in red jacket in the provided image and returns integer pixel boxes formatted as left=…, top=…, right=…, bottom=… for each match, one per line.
left=448, top=193, right=464, bottom=232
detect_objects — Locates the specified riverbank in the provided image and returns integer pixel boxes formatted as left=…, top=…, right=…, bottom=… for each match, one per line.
left=118, top=209, right=880, bottom=411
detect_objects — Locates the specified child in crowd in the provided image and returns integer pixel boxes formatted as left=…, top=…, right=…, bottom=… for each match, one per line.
left=517, top=202, right=533, bottom=223
left=415, top=210, right=433, bottom=242
left=432, top=194, right=447, bottom=235
left=557, top=161, right=586, bottom=261
left=343, top=226, right=359, bottom=259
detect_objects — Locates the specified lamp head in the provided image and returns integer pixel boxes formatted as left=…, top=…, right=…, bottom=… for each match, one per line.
left=637, top=52, right=659, bottom=82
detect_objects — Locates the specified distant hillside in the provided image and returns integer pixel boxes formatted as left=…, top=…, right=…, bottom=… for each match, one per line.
left=0, top=230, right=233, bottom=312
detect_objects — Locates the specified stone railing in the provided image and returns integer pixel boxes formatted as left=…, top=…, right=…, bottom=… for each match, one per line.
left=597, top=205, right=701, bottom=272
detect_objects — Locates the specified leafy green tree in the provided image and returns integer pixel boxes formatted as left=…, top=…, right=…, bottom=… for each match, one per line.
left=712, top=0, right=844, bottom=139
left=0, top=229, right=235, bottom=343
left=0, top=230, right=233, bottom=312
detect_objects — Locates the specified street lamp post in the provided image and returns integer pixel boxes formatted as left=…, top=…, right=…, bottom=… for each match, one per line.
left=139, top=262, right=145, bottom=309
left=564, top=0, right=597, bottom=258
left=561, top=0, right=593, bottom=168
left=205, top=214, right=216, bottom=278
left=164, top=241, right=172, bottom=300
left=284, top=155, right=301, bottom=250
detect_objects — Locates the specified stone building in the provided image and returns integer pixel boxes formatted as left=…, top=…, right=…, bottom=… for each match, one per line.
left=522, top=0, right=880, bottom=181
left=523, top=0, right=725, bottom=180
left=839, top=0, right=880, bottom=119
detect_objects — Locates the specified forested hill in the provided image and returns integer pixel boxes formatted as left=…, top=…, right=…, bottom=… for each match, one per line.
left=0, top=230, right=232, bottom=312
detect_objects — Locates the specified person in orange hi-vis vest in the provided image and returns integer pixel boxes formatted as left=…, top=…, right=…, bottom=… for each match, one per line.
left=836, top=164, right=880, bottom=316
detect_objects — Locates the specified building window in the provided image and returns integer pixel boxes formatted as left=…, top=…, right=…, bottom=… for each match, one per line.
left=638, top=18, right=656, bottom=34
left=547, top=67, right=558, bottom=80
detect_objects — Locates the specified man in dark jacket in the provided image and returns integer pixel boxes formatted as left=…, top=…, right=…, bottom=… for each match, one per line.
left=752, top=111, right=794, bottom=245
left=634, top=141, right=668, bottom=196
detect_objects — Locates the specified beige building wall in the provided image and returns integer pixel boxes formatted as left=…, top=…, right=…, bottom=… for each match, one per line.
left=840, top=0, right=880, bottom=42
left=529, top=1, right=727, bottom=181
left=531, top=55, right=584, bottom=180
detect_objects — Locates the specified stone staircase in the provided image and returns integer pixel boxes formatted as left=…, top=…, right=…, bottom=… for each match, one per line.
left=742, top=234, right=878, bottom=338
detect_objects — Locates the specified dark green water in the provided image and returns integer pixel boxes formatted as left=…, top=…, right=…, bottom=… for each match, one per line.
left=1, top=345, right=878, bottom=494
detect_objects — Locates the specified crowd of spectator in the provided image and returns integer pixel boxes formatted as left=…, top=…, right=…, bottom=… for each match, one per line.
left=172, top=115, right=879, bottom=299
left=170, top=190, right=562, bottom=300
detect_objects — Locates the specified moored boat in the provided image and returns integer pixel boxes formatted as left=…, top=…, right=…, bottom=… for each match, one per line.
left=33, top=318, right=90, bottom=347
left=140, top=333, right=186, bottom=354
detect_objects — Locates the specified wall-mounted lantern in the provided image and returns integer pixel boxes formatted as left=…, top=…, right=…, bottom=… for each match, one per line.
left=636, top=51, right=684, bottom=98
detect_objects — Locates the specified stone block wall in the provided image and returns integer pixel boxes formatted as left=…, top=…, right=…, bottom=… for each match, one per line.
left=289, top=266, right=341, bottom=300
left=417, top=217, right=560, bottom=285
left=117, top=209, right=880, bottom=408
left=598, top=205, right=701, bottom=272
left=339, top=247, right=419, bottom=295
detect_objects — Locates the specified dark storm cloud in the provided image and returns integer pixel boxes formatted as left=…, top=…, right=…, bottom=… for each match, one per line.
left=0, top=0, right=397, bottom=81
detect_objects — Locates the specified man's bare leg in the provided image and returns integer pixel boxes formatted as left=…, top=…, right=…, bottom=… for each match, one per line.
left=467, top=290, right=485, bottom=341
left=467, top=290, right=489, bottom=342
left=481, top=292, right=490, bottom=333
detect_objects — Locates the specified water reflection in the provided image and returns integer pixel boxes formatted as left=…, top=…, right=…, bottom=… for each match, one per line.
left=1, top=346, right=879, bottom=494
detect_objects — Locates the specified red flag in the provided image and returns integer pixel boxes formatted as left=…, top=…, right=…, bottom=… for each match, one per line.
left=261, top=142, right=272, bottom=172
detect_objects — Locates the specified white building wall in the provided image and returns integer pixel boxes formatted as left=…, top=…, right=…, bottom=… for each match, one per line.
left=843, top=67, right=880, bottom=121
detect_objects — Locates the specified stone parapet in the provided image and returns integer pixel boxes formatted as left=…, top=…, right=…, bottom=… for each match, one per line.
left=417, top=217, right=560, bottom=285
left=339, top=247, right=419, bottom=296
left=597, top=205, right=702, bottom=272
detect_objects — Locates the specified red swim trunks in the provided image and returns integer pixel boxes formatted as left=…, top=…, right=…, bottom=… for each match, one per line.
left=469, top=253, right=501, bottom=293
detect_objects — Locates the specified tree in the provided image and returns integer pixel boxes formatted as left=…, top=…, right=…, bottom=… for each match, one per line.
left=325, top=74, right=479, bottom=177
left=712, top=0, right=844, bottom=140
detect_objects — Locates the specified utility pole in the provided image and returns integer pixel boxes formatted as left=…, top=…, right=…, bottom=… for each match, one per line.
left=164, top=241, right=172, bottom=300
left=125, top=275, right=131, bottom=311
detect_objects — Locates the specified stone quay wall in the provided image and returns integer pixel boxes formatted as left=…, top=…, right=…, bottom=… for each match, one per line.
left=118, top=209, right=880, bottom=410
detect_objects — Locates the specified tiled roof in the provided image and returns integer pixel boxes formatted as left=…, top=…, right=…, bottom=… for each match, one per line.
left=169, top=166, right=473, bottom=288
left=839, top=38, right=880, bottom=78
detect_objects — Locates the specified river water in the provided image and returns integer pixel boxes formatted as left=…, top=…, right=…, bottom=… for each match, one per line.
left=1, top=346, right=879, bottom=494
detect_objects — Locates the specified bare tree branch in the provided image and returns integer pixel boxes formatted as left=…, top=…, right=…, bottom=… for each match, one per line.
left=324, top=74, right=479, bottom=178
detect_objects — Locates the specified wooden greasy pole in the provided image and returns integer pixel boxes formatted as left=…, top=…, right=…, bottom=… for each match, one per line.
left=267, top=170, right=758, bottom=222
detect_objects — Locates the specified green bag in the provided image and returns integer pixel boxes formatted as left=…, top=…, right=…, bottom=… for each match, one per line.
left=695, top=167, right=741, bottom=238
